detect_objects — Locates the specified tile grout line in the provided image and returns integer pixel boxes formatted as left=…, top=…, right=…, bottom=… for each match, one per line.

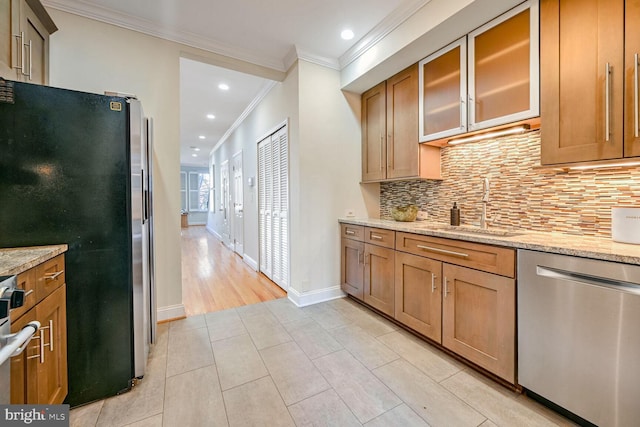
left=206, top=314, right=232, bottom=427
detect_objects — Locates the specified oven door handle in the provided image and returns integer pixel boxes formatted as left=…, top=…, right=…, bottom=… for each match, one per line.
left=0, top=321, right=40, bottom=365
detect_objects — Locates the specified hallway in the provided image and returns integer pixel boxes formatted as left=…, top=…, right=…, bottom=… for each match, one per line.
left=181, top=226, right=287, bottom=316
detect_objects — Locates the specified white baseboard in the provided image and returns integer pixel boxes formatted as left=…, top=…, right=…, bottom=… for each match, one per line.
left=243, top=254, right=258, bottom=271
left=206, top=225, right=222, bottom=240
left=157, top=304, right=186, bottom=322
left=287, top=286, right=346, bottom=307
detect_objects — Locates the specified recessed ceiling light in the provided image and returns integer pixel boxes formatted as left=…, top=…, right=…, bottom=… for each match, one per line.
left=194, top=148, right=201, bottom=152
left=341, top=29, right=354, bottom=40
left=206, top=114, right=215, bottom=119
left=218, top=83, right=229, bottom=91
left=192, top=154, right=198, bottom=157
left=199, top=135, right=206, bottom=140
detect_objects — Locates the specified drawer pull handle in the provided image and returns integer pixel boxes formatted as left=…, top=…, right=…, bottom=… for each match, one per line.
left=24, top=290, right=34, bottom=297
left=416, top=245, right=469, bottom=258
left=44, top=271, right=64, bottom=281
left=370, top=235, right=383, bottom=240
left=345, top=230, right=356, bottom=235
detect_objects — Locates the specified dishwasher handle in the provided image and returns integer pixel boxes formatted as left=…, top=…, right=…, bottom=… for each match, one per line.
left=536, top=266, right=640, bottom=296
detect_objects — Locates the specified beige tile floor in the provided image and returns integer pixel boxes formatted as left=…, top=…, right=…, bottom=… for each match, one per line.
left=70, top=297, right=576, bottom=427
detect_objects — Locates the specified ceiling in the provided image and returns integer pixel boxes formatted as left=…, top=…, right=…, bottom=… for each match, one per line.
left=43, top=0, right=429, bottom=167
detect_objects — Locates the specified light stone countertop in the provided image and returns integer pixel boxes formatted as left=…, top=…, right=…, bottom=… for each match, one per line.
left=339, top=218, right=640, bottom=265
left=0, top=245, right=68, bottom=276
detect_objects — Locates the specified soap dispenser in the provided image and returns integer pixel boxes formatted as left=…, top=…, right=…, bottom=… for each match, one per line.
left=450, top=202, right=460, bottom=226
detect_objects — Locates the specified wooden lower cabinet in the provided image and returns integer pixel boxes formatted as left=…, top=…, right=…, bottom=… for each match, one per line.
left=363, top=244, right=394, bottom=316
left=395, top=251, right=442, bottom=342
left=341, top=238, right=364, bottom=299
left=11, top=274, right=67, bottom=405
left=442, top=264, right=515, bottom=383
left=340, top=222, right=516, bottom=383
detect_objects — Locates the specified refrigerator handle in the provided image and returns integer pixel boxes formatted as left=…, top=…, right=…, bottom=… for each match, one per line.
left=141, top=170, right=147, bottom=224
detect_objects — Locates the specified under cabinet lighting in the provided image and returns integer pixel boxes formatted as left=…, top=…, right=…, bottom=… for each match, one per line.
left=569, top=161, right=640, bottom=170
left=447, top=125, right=530, bottom=145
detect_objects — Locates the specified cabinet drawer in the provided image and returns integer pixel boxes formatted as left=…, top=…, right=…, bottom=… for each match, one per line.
left=396, top=232, right=515, bottom=277
left=341, top=224, right=364, bottom=241
left=35, top=254, right=65, bottom=302
left=364, top=227, right=395, bottom=249
left=11, top=268, right=36, bottom=320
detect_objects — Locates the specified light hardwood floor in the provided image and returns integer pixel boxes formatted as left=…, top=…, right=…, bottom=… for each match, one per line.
left=181, top=226, right=287, bottom=317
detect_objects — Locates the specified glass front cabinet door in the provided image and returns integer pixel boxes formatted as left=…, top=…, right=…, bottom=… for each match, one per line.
left=419, top=0, right=539, bottom=142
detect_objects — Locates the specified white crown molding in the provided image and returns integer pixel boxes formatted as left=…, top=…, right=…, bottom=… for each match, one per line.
left=339, top=0, right=432, bottom=68
left=284, top=45, right=340, bottom=72
left=42, top=0, right=287, bottom=72
left=210, top=80, right=278, bottom=155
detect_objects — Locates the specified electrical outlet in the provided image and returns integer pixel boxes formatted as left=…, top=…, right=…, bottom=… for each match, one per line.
left=345, top=209, right=355, bottom=217
left=416, top=211, right=428, bottom=221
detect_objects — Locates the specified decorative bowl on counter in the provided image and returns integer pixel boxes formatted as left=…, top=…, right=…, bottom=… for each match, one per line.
left=391, top=205, right=418, bottom=222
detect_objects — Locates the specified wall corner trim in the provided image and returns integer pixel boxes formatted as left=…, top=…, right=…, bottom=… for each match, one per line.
left=287, top=286, right=346, bottom=307
left=157, top=304, right=186, bottom=322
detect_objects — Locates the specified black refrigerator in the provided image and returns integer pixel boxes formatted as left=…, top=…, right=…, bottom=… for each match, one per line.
left=0, top=79, right=156, bottom=407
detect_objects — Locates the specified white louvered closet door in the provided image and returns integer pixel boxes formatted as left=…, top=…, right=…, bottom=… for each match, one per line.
left=258, top=125, right=289, bottom=290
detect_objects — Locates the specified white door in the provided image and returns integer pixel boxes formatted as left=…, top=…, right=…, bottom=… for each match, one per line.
left=220, top=160, right=231, bottom=247
left=232, top=151, right=244, bottom=255
left=258, top=124, right=289, bottom=290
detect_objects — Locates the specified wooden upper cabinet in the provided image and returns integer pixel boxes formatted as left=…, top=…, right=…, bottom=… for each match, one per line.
left=0, top=1, right=13, bottom=77
left=420, top=0, right=539, bottom=143
left=362, top=81, right=387, bottom=182
left=469, top=2, right=539, bottom=130
left=625, top=0, right=640, bottom=157
left=419, top=38, right=467, bottom=142
left=362, top=65, right=441, bottom=182
left=386, top=64, right=419, bottom=179
left=540, top=0, right=625, bottom=164
left=0, top=0, right=57, bottom=85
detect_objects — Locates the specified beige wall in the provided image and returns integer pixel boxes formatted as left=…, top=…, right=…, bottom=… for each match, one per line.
left=293, top=60, right=376, bottom=294
left=47, top=9, right=183, bottom=315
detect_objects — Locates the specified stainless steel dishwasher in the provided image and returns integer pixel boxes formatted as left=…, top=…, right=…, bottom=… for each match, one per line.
left=518, top=249, right=640, bottom=427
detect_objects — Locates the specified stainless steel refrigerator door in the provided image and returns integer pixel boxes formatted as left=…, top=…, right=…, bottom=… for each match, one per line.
left=129, top=99, right=148, bottom=379
left=518, top=249, right=640, bottom=427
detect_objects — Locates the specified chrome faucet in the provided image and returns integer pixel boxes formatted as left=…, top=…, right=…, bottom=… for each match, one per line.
left=480, top=177, right=490, bottom=229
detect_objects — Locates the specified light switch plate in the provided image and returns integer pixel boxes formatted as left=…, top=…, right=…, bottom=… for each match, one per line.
left=417, top=211, right=428, bottom=220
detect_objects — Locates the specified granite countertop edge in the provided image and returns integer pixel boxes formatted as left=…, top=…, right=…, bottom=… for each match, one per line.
left=0, top=245, right=69, bottom=276
left=338, top=218, right=640, bottom=265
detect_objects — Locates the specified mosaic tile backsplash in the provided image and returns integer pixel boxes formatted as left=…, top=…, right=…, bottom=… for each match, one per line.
left=380, top=130, right=640, bottom=237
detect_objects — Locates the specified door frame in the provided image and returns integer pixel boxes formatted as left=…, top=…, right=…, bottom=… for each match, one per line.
left=232, top=150, right=244, bottom=256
